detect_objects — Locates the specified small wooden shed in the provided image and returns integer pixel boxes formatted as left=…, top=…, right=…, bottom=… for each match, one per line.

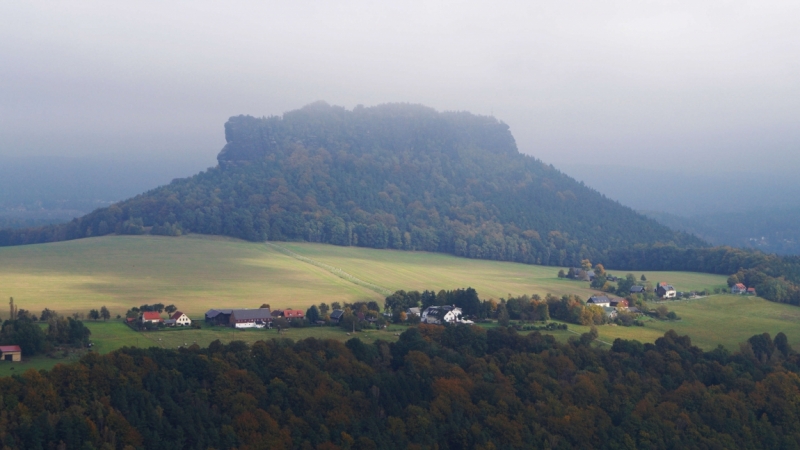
left=0, top=345, right=22, bottom=362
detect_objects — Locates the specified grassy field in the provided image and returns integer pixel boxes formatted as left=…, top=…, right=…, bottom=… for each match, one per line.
left=0, top=234, right=728, bottom=318
left=2, top=234, right=798, bottom=372
left=278, top=242, right=728, bottom=299
left=0, top=320, right=407, bottom=377
left=565, top=294, right=800, bottom=350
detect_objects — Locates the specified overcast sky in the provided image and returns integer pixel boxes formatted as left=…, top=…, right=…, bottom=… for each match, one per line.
left=1, top=1, right=798, bottom=172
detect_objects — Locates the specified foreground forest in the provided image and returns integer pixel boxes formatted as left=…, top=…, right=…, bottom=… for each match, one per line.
left=1, top=326, right=798, bottom=449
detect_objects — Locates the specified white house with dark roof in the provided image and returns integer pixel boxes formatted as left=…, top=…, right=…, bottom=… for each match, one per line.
left=656, top=282, right=677, bottom=299
left=421, top=305, right=463, bottom=324
left=170, top=311, right=192, bottom=326
left=587, top=296, right=612, bottom=307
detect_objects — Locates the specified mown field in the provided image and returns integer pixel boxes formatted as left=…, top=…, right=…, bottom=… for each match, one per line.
left=0, top=234, right=727, bottom=318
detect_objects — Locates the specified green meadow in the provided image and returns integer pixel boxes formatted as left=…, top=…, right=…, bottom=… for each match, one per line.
left=1, top=234, right=798, bottom=375
left=0, top=234, right=727, bottom=318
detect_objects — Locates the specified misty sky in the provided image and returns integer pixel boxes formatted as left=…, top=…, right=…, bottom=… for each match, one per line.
left=1, top=1, right=799, bottom=173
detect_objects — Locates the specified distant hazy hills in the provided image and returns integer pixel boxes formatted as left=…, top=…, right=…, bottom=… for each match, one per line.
left=558, top=164, right=800, bottom=256
left=0, top=102, right=703, bottom=266
left=641, top=209, right=800, bottom=256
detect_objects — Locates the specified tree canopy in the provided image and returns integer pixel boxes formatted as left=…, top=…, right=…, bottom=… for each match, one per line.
left=0, top=328, right=797, bottom=449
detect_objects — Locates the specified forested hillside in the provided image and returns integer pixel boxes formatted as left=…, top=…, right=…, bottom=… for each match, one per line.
left=0, top=327, right=798, bottom=449
left=0, top=102, right=702, bottom=267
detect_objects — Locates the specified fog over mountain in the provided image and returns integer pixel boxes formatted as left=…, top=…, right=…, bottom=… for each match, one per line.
left=1, top=1, right=799, bottom=250
left=1, top=1, right=798, bottom=170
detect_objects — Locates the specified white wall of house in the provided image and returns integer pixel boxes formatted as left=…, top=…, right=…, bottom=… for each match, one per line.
left=175, top=314, right=192, bottom=326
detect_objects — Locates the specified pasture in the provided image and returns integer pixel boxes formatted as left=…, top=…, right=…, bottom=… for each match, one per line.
left=0, top=234, right=727, bottom=318
left=567, top=294, right=800, bottom=350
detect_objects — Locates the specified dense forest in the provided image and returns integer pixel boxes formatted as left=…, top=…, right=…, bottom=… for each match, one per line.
left=0, top=102, right=701, bottom=267
left=0, top=327, right=798, bottom=449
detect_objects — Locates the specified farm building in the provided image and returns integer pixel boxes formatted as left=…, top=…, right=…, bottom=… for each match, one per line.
left=282, top=309, right=305, bottom=319
left=0, top=345, right=22, bottom=362
left=141, top=311, right=163, bottom=324
left=421, top=305, right=463, bottom=324
left=229, top=308, right=272, bottom=328
left=587, top=296, right=612, bottom=307
left=205, top=309, right=232, bottom=325
left=629, top=285, right=645, bottom=294
left=656, top=282, right=677, bottom=299
left=330, top=309, right=344, bottom=323
left=610, top=299, right=628, bottom=308
left=732, top=283, right=747, bottom=294
left=170, top=311, right=192, bottom=326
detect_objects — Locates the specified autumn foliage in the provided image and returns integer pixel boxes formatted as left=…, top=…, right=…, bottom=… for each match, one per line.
left=0, top=327, right=798, bottom=449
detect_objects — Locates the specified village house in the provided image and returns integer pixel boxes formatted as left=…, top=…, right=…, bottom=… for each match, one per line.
left=229, top=308, right=272, bottom=328
left=170, top=311, right=192, bottom=326
left=282, top=309, right=305, bottom=319
left=731, top=283, right=747, bottom=294
left=141, top=311, right=163, bottom=324
left=629, top=285, right=645, bottom=294
left=656, top=282, right=677, bottom=299
left=406, top=307, right=421, bottom=318
left=587, top=296, right=612, bottom=307
left=330, top=309, right=345, bottom=323
left=747, top=287, right=756, bottom=295
left=610, top=299, right=628, bottom=308
left=0, top=345, right=22, bottom=362
left=421, top=305, right=464, bottom=324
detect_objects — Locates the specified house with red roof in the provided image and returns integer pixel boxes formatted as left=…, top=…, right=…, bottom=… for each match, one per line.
left=731, top=283, right=747, bottom=294
left=283, top=309, right=305, bottom=319
left=747, top=287, right=756, bottom=295
left=141, top=311, right=163, bottom=324
left=0, top=345, right=22, bottom=362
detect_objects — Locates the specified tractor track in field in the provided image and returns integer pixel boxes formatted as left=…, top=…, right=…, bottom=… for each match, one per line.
left=265, top=242, right=393, bottom=296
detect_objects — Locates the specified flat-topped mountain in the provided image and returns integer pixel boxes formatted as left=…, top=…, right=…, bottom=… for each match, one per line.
left=0, top=102, right=704, bottom=266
